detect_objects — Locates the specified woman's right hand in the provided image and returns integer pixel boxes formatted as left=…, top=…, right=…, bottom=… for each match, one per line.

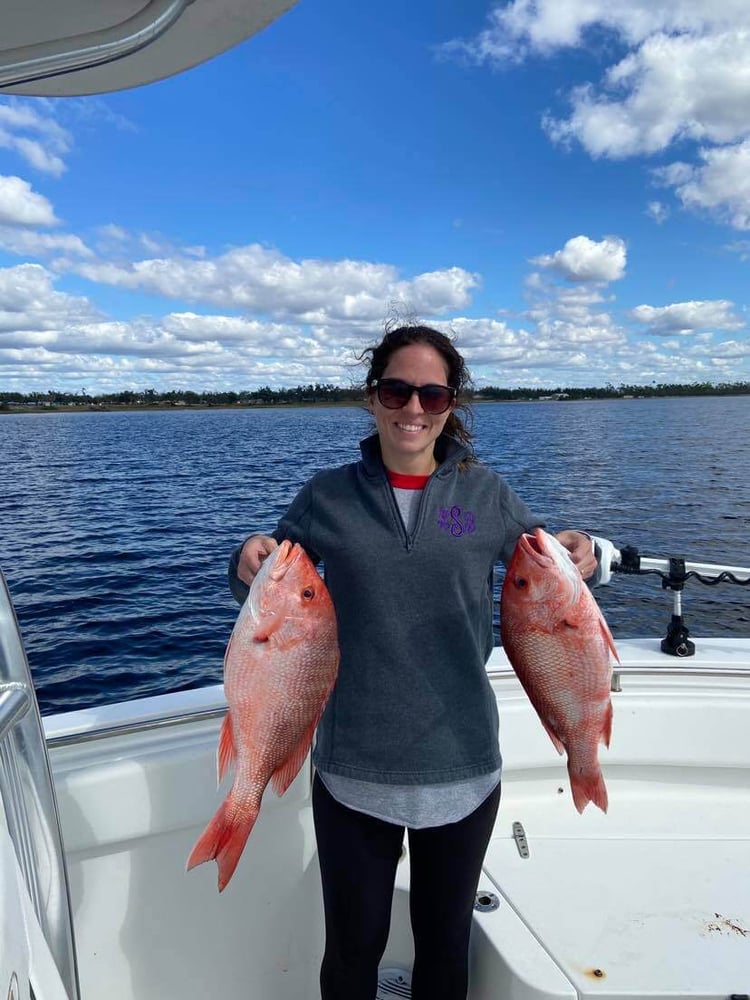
left=237, top=534, right=278, bottom=587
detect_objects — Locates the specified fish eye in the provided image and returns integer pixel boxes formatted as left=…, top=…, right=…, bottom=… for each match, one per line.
left=515, top=577, right=528, bottom=588
left=302, top=587, right=315, bottom=600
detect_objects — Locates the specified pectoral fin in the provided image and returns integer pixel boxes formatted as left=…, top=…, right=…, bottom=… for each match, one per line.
left=539, top=716, right=566, bottom=756
left=270, top=721, right=317, bottom=797
left=252, top=612, right=282, bottom=643
left=270, top=697, right=331, bottom=797
left=217, top=712, right=236, bottom=785
left=598, top=613, right=620, bottom=663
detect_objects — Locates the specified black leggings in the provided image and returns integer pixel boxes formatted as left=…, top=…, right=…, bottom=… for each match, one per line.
left=312, top=773, right=501, bottom=1000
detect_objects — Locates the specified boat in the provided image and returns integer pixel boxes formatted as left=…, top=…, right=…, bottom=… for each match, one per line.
left=1, top=6, right=750, bottom=999
left=3, top=543, right=749, bottom=999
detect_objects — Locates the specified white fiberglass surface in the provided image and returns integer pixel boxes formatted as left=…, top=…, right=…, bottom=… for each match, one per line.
left=47, top=707, right=324, bottom=999
left=483, top=836, right=749, bottom=999
left=479, top=642, right=750, bottom=999
left=37, top=639, right=750, bottom=999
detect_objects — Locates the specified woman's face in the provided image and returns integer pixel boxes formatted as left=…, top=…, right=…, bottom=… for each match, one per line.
left=369, top=342, right=455, bottom=474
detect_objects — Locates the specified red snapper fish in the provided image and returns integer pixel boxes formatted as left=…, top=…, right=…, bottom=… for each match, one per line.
left=187, top=539, right=339, bottom=890
left=500, top=527, right=618, bottom=813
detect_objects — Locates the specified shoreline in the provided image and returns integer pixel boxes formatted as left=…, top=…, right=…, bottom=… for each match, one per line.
left=3, top=391, right=750, bottom=415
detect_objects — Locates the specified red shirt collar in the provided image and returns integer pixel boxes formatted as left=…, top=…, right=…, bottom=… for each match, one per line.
left=387, top=470, right=430, bottom=490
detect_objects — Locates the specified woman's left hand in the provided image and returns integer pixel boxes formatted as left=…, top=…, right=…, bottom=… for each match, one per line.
left=555, top=530, right=597, bottom=580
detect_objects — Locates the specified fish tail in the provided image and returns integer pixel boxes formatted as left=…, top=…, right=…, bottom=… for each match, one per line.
left=186, top=796, right=259, bottom=892
left=569, top=764, right=609, bottom=814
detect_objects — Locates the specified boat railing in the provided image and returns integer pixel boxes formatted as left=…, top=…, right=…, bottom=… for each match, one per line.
left=488, top=661, right=750, bottom=692
left=0, top=571, right=80, bottom=1000
left=42, top=650, right=750, bottom=752
left=46, top=704, right=227, bottom=749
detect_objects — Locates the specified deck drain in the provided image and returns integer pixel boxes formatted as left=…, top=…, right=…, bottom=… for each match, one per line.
left=376, top=967, right=412, bottom=998
left=474, top=890, right=500, bottom=912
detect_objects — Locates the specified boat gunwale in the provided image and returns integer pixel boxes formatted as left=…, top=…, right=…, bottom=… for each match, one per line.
left=45, top=704, right=227, bottom=749
left=41, top=638, right=750, bottom=749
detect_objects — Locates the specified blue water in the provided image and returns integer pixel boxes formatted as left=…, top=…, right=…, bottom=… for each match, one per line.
left=2, top=397, right=749, bottom=715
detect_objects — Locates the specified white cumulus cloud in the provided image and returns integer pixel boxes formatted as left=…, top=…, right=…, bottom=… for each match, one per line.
left=630, top=299, right=744, bottom=334
left=531, top=235, right=627, bottom=282
left=654, top=139, right=750, bottom=230
left=444, top=2, right=750, bottom=230
left=62, top=243, right=480, bottom=322
left=0, top=175, right=58, bottom=226
left=543, top=28, right=750, bottom=159
left=0, top=101, right=72, bottom=176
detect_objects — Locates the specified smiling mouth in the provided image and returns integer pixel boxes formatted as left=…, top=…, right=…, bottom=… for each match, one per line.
left=395, top=422, right=426, bottom=433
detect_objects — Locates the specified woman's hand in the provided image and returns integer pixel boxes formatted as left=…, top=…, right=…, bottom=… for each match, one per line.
left=555, top=530, right=597, bottom=580
left=237, top=534, right=278, bottom=587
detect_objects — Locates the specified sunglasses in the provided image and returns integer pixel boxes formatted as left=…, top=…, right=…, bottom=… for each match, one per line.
left=372, top=378, right=457, bottom=415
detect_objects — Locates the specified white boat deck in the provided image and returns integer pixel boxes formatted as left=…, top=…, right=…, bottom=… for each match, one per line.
left=466, top=640, right=750, bottom=999
left=481, top=834, right=748, bottom=998
left=3, top=636, right=750, bottom=999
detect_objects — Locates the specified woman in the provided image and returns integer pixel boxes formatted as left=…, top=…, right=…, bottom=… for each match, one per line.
left=228, top=324, right=599, bottom=1000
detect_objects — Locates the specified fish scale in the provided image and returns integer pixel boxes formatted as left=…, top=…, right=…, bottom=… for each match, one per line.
left=500, top=527, right=618, bottom=814
left=187, top=539, right=340, bottom=891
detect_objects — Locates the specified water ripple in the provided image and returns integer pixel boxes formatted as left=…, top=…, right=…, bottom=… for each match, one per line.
left=2, top=399, right=749, bottom=714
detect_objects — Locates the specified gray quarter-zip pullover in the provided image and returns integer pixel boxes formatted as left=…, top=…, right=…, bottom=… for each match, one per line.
left=229, top=433, right=543, bottom=785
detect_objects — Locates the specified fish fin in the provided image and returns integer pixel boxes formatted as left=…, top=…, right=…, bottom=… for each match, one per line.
left=597, top=612, right=620, bottom=663
left=540, top=719, right=566, bottom=756
left=569, top=764, right=609, bottom=814
left=252, top=611, right=281, bottom=643
left=600, top=699, right=613, bottom=750
left=217, top=712, right=236, bottom=785
left=270, top=719, right=318, bottom=797
left=186, top=795, right=260, bottom=893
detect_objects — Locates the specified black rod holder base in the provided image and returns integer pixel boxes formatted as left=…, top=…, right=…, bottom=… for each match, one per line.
left=660, top=614, right=695, bottom=657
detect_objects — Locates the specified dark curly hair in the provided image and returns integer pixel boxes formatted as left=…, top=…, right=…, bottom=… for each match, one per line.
left=358, top=323, right=475, bottom=452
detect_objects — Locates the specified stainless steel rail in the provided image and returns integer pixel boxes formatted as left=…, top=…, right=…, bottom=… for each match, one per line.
left=0, top=571, right=80, bottom=1000
left=634, top=556, right=750, bottom=581
left=47, top=705, right=227, bottom=750
left=49, top=659, right=750, bottom=752
left=0, top=685, right=31, bottom=742
left=488, top=662, right=750, bottom=691
left=609, top=664, right=750, bottom=691
left=0, top=0, right=192, bottom=89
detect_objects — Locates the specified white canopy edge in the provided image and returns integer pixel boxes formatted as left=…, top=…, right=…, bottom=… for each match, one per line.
left=0, top=0, right=299, bottom=96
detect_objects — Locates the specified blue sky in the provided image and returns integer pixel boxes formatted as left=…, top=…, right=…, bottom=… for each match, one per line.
left=1, top=0, right=750, bottom=394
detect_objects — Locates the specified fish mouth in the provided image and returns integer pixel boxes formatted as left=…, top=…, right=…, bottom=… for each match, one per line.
left=518, top=528, right=551, bottom=567
left=519, top=527, right=582, bottom=596
left=248, top=539, right=304, bottom=619
left=267, top=539, right=304, bottom=582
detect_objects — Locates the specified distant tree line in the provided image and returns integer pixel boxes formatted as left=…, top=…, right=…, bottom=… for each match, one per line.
left=475, top=381, right=750, bottom=401
left=2, top=379, right=750, bottom=410
left=0, top=383, right=364, bottom=409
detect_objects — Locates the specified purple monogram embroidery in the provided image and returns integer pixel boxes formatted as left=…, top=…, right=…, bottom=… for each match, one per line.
left=437, top=506, right=476, bottom=537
